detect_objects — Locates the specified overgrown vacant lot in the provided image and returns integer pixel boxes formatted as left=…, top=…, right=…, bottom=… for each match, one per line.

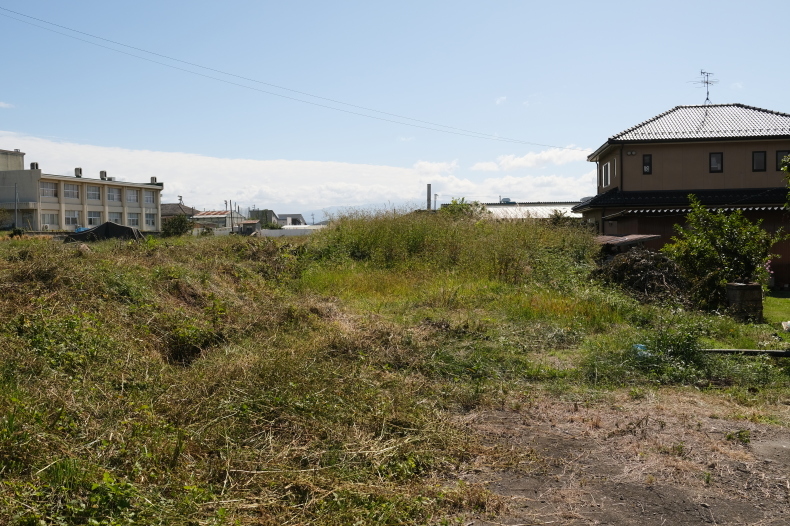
left=0, top=211, right=788, bottom=525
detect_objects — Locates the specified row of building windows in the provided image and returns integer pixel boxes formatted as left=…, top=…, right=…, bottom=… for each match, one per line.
left=39, top=182, right=157, bottom=204
left=637, top=151, right=790, bottom=176
left=40, top=212, right=157, bottom=228
left=706, top=150, right=789, bottom=174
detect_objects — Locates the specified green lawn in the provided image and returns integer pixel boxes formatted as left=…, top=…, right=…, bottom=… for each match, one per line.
left=764, top=292, right=790, bottom=325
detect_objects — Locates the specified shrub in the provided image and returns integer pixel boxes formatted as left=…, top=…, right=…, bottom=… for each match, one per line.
left=661, top=196, right=786, bottom=309
left=161, top=214, right=193, bottom=237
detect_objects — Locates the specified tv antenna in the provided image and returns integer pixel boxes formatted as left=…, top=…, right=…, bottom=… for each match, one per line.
left=693, top=70, right=718, bottom=105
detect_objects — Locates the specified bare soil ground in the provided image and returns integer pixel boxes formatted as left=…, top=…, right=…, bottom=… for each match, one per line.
left=455, top=389, right=790, bottom=525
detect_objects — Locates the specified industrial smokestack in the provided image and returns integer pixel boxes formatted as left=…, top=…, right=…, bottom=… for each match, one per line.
left=427, top=184, right=432, bottom=210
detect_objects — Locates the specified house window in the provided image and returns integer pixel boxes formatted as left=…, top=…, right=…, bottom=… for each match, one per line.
left=64, top=184, right=80, bottom=199
left=40, top=213, right=58, bottom=227
left=40, top=182, right=58, bottom=197
left=127, top=213, right=140, bottom=226
left=87, top=211, right=102, bottom=226
left=778, top=150, right=790, bottom=171
left=87, top=186, right=101, bottom=200
left=601, top=162, right=610, bottom=187
left=144, top=190, right=156, bottom=204
left=642, top=154, right=652, bottom=175
left=145, top=213, right=156, bottom=228
left=126, top=189, right=139, bottom=203
left=64, top=210, right=80, bottom=226
left=108, top=212, right=122, bottom=224
left=752, top=151, right=767, bottom=172
left=709, top=152, right=723, bottom=173
left=107, top=188, right=121, bottom=202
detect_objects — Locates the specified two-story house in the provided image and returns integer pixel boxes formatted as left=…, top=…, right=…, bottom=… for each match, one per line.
left=0, top=148, right=163, bottom=232
left=573, top=104, right=790, bottom=284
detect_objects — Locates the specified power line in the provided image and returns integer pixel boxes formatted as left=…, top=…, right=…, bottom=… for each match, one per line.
left=0, top=6, right=588, bottom=152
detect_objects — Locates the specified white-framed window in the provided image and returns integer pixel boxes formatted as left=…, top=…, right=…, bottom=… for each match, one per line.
left=601, top=162, right=611, bottom=187
left=87, top=186, right=101, bottom=200
left=64, top=210, right=80, bottom=226
left=145, top=213, right=156, bottom=228
left=40, top=213, right=58, bottom=227
left=126, top=189, right=139, bottom=203
left=107, top=188, right=121, bottom=202
left=109, top=212, right=122, bottom=224
left=144, top=190, right=156, bottom=204
left=127, top=213, right=140, bottom=226
left=40, top=182, right=58, bottom=197
left=87, top=211, right=102, bottom=226
left=64, top=184, right=80, bottom=199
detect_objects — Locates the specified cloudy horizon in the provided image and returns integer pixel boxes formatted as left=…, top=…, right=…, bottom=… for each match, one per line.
left=0, top=130, right=596, bottom=220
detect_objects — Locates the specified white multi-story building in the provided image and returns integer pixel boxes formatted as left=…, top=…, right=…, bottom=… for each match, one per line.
left=0, top=148, right=163, bottom=232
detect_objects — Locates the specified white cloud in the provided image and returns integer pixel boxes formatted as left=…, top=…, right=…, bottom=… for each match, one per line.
left=495, top=96, right=507, bottom=105
left=0, top=102, right=14, bottom=109
left=412, top=160, right=458, bottom=176
left=469, top=161, right=500, bottom=172
left=0, top=131, right=594, bottom=215
left=477, top=170, right=596, bottom=201
left=731, top=82, right=744, bottom=90
left=472, top=147, right=591, bottom=172
left=397, top=136, right=414, bottom=142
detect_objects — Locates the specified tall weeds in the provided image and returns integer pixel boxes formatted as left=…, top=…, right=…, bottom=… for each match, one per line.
left=309, top=208, right=598, bottom=285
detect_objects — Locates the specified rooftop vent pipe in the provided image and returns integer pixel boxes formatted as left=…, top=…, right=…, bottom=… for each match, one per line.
left=100, top=171, right=107, bottom=180
left=150, top=176, right=157, bottom=184
left=75, top=167, right=83, bottom=178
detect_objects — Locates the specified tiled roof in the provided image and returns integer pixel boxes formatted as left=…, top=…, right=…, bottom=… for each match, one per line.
left=612, top=104, right=790, bottom=141
left=596, top=234, right=662, bottom=246
left=573, top=187, right=788, bottom=212
left=194, top=211, right=233, bottom=217
left=161, top=203, right=199, bottom=216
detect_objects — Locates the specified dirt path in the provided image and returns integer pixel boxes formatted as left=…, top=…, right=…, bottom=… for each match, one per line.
left=456, top=390, right=790, bottom=525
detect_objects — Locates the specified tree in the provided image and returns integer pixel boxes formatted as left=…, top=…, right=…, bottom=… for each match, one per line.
left=661, top=196, right=786, bottom=309
left=437, top=197, right=489, bottom=219
left=161, top=214, right=193, bottom=237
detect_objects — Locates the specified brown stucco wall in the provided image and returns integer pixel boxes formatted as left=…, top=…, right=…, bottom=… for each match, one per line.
left=595, top=140, right=790, bottom=193
left=606, top=140, right=790, bottom=192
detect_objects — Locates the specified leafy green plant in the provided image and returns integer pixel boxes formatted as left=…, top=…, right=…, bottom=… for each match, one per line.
left=662, top=196, right=786, bottom=309
left=438, top=197, right=489, bottom=219
left=161, top=214, right=193, bottom=237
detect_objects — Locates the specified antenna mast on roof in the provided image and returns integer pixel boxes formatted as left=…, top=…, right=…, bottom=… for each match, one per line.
left=693, top=70, right=718, bottom=105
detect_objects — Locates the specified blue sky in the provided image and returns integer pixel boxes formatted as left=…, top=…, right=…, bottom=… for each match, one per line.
left=0, top=0, right=787, bottom=219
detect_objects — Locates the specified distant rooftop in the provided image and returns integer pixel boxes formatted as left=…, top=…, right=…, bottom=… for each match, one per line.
left=194, top=210, right=237, bottom=217
left=477, top=201, right=582, bottom=219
